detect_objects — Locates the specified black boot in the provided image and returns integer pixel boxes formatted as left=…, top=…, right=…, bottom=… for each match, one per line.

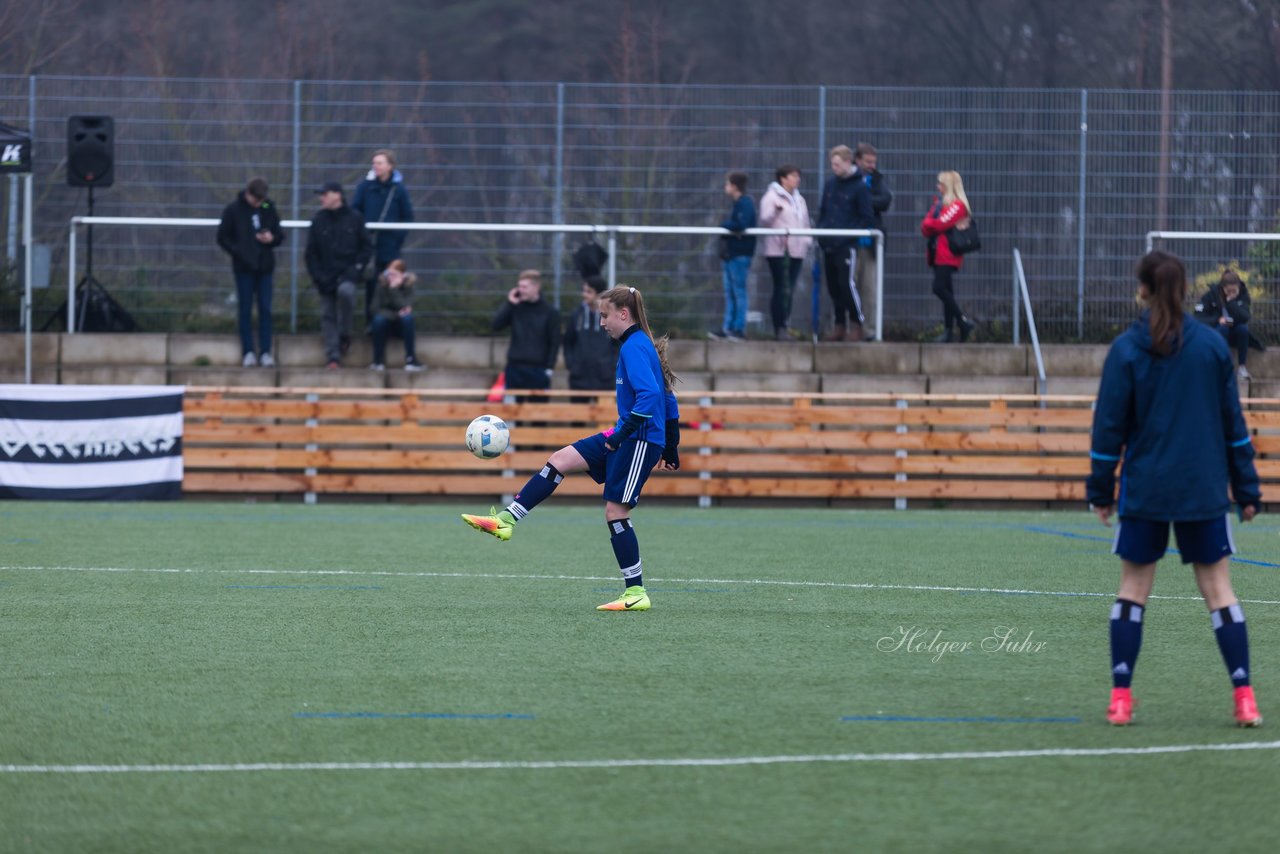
left=958, top=316, right=976, bottom=343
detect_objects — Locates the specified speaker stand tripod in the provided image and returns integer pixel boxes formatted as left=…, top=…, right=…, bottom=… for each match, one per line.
left=45, top=185, right=133, bottom=332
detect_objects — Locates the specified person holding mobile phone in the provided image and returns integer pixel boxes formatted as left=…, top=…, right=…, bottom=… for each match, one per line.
left=216, top=176, right=284, bottom=367
left=492, top=269, right=561, bottom=394
left=1194, top=269, right=1259, bottom=380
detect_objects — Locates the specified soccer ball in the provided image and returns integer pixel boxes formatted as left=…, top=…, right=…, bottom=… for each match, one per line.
left=465, top=414, right=510, bottom=459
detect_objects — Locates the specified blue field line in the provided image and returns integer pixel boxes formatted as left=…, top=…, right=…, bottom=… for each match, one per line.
left=1022, top=525, right=1280, bottom=569
left=842, top=714, right=1081, bottom=724
left=224, top=584, right=384, bottom=590
left=295, top=711, right=535, bottom=721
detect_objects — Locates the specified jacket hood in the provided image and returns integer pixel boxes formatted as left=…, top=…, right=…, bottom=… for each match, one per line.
left=1129, top=313, right=1154, bottom=352
left=1129, top=310, right=1200, bottom=354
left=364, top=168, right=404, bottom=183
left=766, top=181, right=799, bottom=200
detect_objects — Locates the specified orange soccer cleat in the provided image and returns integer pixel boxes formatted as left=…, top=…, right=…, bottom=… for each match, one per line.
left=1106, top=687, right=1134, bottom=726
left=460, top=507, right=515, bottom=541
left=1234, top=686, right=1263, bottom=728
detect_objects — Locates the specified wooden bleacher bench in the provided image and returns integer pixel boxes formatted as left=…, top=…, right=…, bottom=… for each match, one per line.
left=181, top=388, right=1280, bottom=504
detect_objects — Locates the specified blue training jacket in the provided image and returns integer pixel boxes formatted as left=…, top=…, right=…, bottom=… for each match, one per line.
left=613, top=325, right=679, bottom=447
left=1087, top=312, right=1261, bottom=520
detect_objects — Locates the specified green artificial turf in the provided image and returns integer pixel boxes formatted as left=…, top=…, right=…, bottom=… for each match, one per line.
left=2, top=501, right=1279, bottom=852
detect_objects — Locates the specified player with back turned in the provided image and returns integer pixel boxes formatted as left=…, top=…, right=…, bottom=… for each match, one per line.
left=1088, top=250, right=1263, bottom=727
left=461, top=286, right=680, bottom=612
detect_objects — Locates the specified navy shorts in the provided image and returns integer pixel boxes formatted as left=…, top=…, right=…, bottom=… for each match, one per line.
left=1112, top=515, right=1235, bottom=565
left=572, top=432, right=663, bottom=507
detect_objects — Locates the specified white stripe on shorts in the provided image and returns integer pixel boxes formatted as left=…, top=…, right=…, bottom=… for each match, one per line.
left=622, top=440, right=648, bottom=504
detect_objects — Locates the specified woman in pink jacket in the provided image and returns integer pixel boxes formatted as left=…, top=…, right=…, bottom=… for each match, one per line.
left=758, top=165, right=813, bottom=341
left=920, top=170, right=976, bottom=342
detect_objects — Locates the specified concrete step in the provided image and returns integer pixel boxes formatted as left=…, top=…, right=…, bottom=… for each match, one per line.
left=61, top=333, right=168, bottom=366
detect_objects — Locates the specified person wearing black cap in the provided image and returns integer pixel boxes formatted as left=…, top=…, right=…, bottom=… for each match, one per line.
left=305, top=181, right=373, bottom=369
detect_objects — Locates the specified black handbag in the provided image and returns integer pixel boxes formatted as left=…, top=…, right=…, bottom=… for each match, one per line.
left=948, top=219, right=981, bottom=255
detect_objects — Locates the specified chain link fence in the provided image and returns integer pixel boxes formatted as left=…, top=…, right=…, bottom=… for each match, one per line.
left=3, top=76, right=1279, bottom=341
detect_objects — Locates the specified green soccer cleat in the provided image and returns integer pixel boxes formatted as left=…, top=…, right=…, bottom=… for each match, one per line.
left=597, top=585, right=650, bottom=612
left=461, top=507, right=515, bottom=541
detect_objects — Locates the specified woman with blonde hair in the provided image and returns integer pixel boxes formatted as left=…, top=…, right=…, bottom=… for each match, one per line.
left=920, top=170, right=977, bottom=342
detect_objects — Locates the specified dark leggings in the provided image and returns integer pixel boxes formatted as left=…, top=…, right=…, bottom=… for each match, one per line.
left=766, top=255, right=803, bottom=331
left=931, top=265, right=966, bottom=332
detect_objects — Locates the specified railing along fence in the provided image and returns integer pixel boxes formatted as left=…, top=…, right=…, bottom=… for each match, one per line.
left=4, top=78, right=1280, bottom=340
left=61, top=217, right=882, bottom=338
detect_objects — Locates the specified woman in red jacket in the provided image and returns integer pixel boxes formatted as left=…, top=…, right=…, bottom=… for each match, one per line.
left=920, top=171, right=976, bottom=342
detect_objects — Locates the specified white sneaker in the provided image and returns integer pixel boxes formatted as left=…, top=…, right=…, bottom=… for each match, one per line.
left=1238, top=365, right=1251, bottom=380
left=260, top=352, right=275, bottom=367
left=370, top=363, right=385, bottom=372
left=242, top=352, right=257, bottom=367
left=404, top=357, right=425, bottom=373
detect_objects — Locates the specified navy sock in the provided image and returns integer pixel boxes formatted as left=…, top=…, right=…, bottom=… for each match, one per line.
left=1212, top=603, right=1251, bottom=687
left=507, top=462, right=563, bottom=520
left=608, top=518, right=642, bottom=589
left=1109, top=599, right=1144, bottom=689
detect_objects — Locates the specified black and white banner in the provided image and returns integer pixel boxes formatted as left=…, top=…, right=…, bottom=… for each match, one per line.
left=0, top=385, right=183, bottom=500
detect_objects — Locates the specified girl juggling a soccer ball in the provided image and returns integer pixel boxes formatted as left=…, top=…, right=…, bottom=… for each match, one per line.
left=462, top=286, right=680, bottom=612
left=1088, top=250, right=1263, bottom=727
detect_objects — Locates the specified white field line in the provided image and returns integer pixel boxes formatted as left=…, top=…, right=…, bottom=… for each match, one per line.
left=5, top=740, right=1280, bottom=774
left=3, top=563, right=1280, bottom=605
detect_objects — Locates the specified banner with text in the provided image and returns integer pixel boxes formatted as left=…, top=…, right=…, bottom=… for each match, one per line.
left=0, top=385, right=183, bottom=500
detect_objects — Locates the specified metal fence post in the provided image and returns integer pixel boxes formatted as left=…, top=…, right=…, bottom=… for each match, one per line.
left=1077, top=88, right=1088, bottom=340
left=290, top=79, right=301, bottom=334
left=607, top=229, right=617, bottom=288
left=552, top=82, right=565, bottom=310
left=814, top=85, right=826, bottom=338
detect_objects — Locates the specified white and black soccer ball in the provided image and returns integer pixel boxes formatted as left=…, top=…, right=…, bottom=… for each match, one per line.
left=465, top=414, right=510, bottom=459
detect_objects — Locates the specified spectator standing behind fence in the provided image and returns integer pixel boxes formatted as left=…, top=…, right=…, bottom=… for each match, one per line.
left=817, top=145, right=875, bottom=342
left=494, top=269, right=561, bottom=391
left=758, top=165, right=813, bottom=341
left=854, top=143, right=892, bottom=342
left=1194, top=269, right=1263, bottom=380
left=352, top=149, right=414, bottom=328
left=710, top=172, right=757, bottom=341
left=564, top=274, right=618, bottom=393
left=216, top=177, right=284, bottom=367
left=305, top=181, right=372, bottom=370
left=920, top=171, right=977, bottom=343
left=368, top=259, right=425, bottom=373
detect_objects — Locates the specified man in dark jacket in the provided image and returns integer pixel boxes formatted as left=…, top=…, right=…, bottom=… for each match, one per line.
left=494, top=269, right=561, bottom=392
left=854, top=143, right=893, bottom=342
left=305, top=181, right=373, bottom=369
left=817, top=145, right=875, bottom=341
left=217, top=176, right=285, bottom=367
left=564, top=274, right=618, bottom=395
left=351, top=148, right=415, bottom=326
left=711, top=171, right=757, bottom=341
left=1194, top=269, right=1262, bottom=379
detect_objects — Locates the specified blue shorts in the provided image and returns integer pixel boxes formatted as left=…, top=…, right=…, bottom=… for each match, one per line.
left=572, top=432, right=663, bottom=507
left=1112, top=515, right=1235, bottom=565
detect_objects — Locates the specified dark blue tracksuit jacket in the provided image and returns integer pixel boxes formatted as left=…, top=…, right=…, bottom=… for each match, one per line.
left=613, top=326, right=679, bottom=447
left=1087, top=313, right=1261, bottom=520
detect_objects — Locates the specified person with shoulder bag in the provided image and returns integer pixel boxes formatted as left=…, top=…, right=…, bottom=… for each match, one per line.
left=352, top=148, right=415, bottom=328
left=920, top=170, right=977, bottom=343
